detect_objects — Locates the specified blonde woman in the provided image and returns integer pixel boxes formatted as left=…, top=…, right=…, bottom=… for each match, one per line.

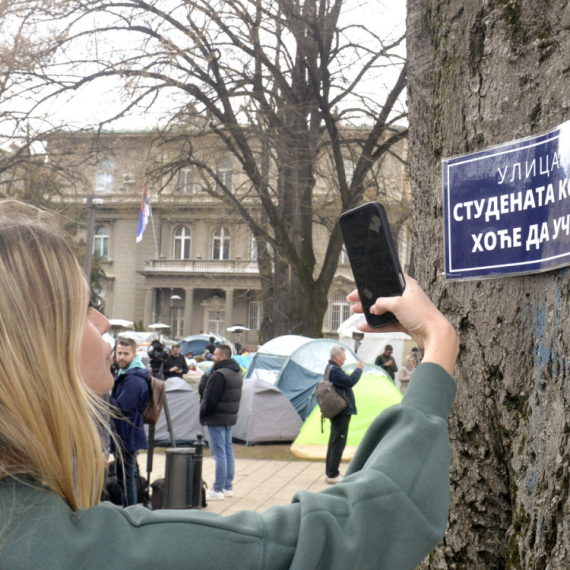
left=0, top=201, right=458, bottom=570
left=398, top=354, right=417, bottom=394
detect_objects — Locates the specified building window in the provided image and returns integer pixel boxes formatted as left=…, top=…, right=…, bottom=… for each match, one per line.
left=212, top=227, right=230, bottom=260
left=173, top=226, right=191, bottom=259
left=251, top=235, right=258, bottom=261
left=207, top=310, right=225, bottom=336
left=330, top=289, right=350, bottom=331
left=339, top=246, right=348, bottom=265
left=93, top=226, right=109, bottom=259
left=248, top=301, right=263, bottom=330
left=398, top=225, right=411, bottom=270
left=170, top=306, right=184, bottom=338
left=96, top=159, right=114, bottom=194
left=91, top=284, right=106, bottom=314
left=176, top=167, right=194, bottom=194
left=343, top=159, right=354, bottom=186
left=216, top=157, right=233, bottom=193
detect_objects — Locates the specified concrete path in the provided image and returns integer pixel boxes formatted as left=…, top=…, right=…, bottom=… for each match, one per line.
left=138, top=452, right=331, bottom=515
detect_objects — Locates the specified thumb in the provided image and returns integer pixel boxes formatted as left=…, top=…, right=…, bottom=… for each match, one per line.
left=370, top=295, right=401, bottom=316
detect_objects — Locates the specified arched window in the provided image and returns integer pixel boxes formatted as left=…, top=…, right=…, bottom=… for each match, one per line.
left=212, top=227, right=230, bottom=260
left=216, top=157, right=233, bottom=193
left=173, top=226, right=191, bottom=259
left=176, top=167, right=194, bottom=194
left=330, top=289, right=350, bottom=331
left=93, top=226, right=109, bottom=259
left=96, top=159, right=114, bottom=194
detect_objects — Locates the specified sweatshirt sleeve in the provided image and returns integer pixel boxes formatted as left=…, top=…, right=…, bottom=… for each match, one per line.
left=261, top=362, right=457, bottom=570
left=1, top=363, right=456, bottom=570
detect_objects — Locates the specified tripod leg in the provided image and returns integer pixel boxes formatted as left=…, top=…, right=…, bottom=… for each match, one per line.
left=162, top=394, right=176, bottom=448
left=145, top=424, right=156, bottom=507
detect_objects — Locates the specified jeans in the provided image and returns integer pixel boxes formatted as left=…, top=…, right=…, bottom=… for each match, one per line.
left=116, top=449, right=138, bottom=507
left=208, top=425, right=235, bottom=493
left=326, top=414, right=351, bottom=478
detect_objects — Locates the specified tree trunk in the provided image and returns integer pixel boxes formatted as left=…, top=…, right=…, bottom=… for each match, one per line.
left=408, top=0, right=570, bottom=567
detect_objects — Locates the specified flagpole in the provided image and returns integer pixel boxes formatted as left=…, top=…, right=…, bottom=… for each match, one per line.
left=148, top=188, right=159, bottom=259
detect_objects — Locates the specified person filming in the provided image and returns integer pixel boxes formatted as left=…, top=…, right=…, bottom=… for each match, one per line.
left=163, top=343, right=188, bottom=380
left=0, top=200, right=458, bottom=570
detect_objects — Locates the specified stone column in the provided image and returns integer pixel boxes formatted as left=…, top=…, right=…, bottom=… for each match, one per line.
left=225, top=289, right=234, bottom=333
left=144, top=288, right=154, bottom=327
left=183, top=288, right=194, bottom=337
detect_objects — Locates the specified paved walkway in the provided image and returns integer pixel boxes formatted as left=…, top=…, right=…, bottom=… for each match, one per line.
left=138, top=452, right=330, bottom=515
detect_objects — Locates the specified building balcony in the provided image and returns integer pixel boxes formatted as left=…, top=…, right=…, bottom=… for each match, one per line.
left=144, top=258, right=259, bottom=274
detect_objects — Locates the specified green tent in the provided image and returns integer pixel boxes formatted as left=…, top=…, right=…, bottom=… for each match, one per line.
left=291, top=365, right=403, bottom=461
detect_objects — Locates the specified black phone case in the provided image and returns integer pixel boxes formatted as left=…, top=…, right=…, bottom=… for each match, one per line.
left=339, top=202, right=405, bottom=328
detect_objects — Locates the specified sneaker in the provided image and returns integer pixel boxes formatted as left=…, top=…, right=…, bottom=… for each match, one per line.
left=223, top=489, right=234, bottom=497
left=326, top=474, right=343, bottom=485
left=206, top=489, right=224, bottom=501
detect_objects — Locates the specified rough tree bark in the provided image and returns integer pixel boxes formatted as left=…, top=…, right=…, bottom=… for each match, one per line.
left=408, top=0, right=570, bottom=568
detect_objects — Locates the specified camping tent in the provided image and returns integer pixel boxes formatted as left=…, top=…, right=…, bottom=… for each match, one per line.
left=290, top=365, right=403, bottom=460
left=179, top=333, right=235, bottom=357
left=233, top=354, right=253, bottom=373
left=233, top=379, right=303, bottom=444
left=337, top=313, right=416, bottom=386
left=145, top=377, right=203, bottom=446
left=244, top=335, right=358, bottom=420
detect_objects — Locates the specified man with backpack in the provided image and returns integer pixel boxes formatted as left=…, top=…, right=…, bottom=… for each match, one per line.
left=112, top=338, right=150, bottom=507
left=325, top=346, right=364, bottom=484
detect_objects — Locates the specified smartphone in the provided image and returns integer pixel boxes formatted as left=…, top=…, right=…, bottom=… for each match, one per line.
left=339, top=202, right=405, bottom=328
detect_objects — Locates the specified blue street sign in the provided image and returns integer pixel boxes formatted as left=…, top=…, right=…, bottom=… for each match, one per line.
left=443, top=120, right=570, bottom=280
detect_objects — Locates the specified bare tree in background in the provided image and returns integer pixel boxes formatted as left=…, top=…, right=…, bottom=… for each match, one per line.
left=0, top=0, right=108, bottom=305
left=23, top=0, right=407, bottom=338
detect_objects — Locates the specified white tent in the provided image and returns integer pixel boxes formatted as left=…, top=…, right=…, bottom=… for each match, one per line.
left=337, top=313, right=416, bottom=386
left=233, top=379, right=303, bottom=444
left=145, top=377, right=203, bottom=446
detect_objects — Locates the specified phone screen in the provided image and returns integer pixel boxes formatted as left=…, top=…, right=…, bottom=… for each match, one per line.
left=339, top=203, right=405, bottom=327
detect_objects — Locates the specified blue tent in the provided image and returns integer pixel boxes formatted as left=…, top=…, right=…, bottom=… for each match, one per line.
left=244, top=335, right=358, bottom=420
left=179, top=333, right=235, bottom=357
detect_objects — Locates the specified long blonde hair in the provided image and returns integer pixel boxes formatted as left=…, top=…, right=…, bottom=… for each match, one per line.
left=0, top=201, right=107, bottom=509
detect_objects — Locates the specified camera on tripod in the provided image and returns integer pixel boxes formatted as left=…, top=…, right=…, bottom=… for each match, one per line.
left=147, top=340, right=170, bottom=379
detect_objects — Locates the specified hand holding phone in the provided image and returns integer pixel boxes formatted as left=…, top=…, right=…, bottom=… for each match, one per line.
left=339, top=202, right=405, bottom=328
left=347, top=275, right=459, bottom=375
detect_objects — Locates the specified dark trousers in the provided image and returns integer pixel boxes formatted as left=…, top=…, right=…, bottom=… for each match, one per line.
left=116, top=449, right=138, bottom=507
left=326, top=413, right=351, bottom=478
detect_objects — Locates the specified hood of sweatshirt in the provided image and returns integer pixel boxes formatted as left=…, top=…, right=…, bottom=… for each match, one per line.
left=117, top=355, right=148, bottom=377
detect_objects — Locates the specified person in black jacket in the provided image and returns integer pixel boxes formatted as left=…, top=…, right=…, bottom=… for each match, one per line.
left=163, top=344, right=188, bottom=380
left=206, top=336, right=216, bottom=355
left=199, top=345, right=243, bottom=501
left=325, top=346, right=364, bottom=484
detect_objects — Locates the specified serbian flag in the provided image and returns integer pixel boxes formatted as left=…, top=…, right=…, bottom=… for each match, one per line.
left=136, top=186, right=150, bottom=243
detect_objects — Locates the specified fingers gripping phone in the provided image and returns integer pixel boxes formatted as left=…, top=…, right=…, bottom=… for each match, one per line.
left=339, top=202, right=406, bottom=328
